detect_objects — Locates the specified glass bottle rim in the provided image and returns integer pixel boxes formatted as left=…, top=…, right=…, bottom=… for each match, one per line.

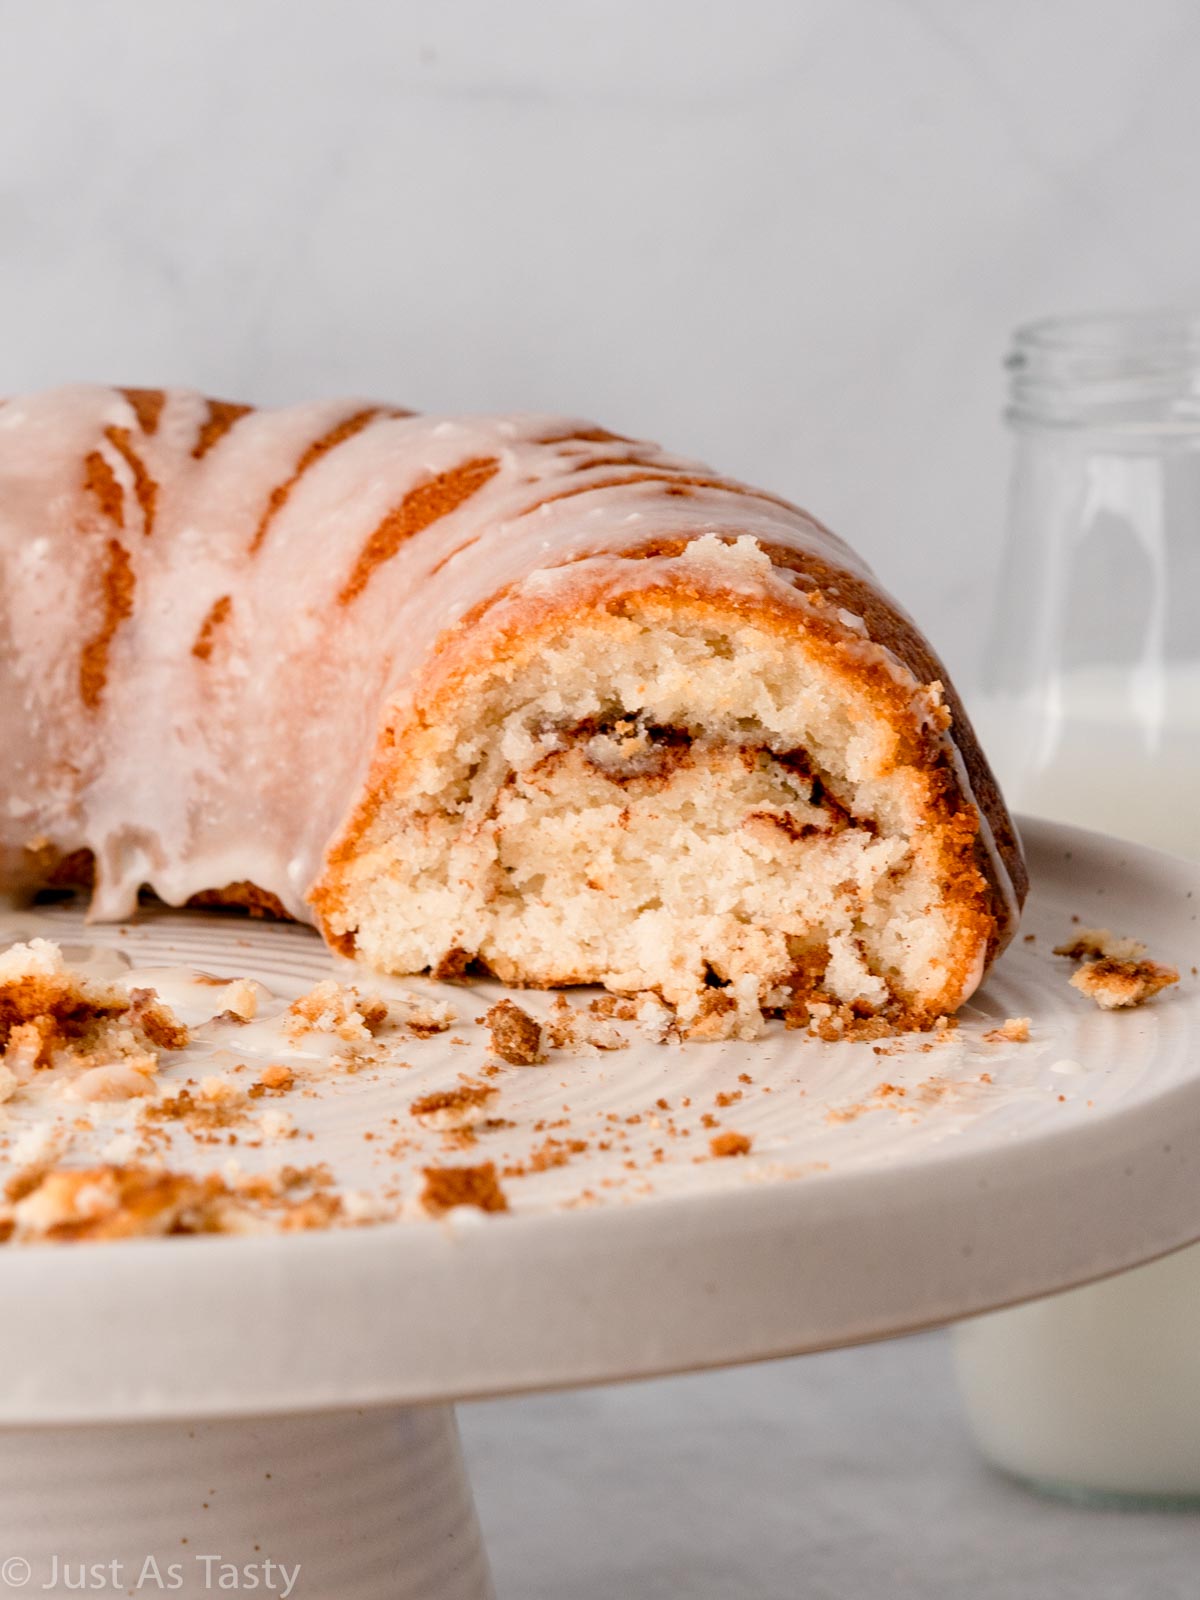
left=1008, top=309, right=1200, bottom=435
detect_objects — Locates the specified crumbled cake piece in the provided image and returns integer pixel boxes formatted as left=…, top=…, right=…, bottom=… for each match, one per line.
left=6, top=1119, right=71, bottom=1183
left=587, top=993, right=639, bottom=1021
left=256, top=1107, right=297, bottom=1140
left=409, top=1082, right=498, bottom=1128
left=432, top=948, right=479, bottom=983
left=1, top=1161, right=357, bottom=1243
left=632, top=992, right=677, bottom=1043
left=1070, top=958, right=1179, bottom=1011
left=258, top=1063, right=294, bottom=1093
left=1054, top=927, right=1148, bottom=963
left=286, top=977, right=453, bottom=1043
left=9, top=1165, right=222, bottom=1242
left=420, top=1160, right=509, bottom=1214
left=793, top=998, right=897, bottom=1043
left=198, top=1074, right=242, bottom=1105
left=709, top=1130, right=752, bottom=1158
left=385, top=989, right=455, bottom=1037
left=480, top=1000, right=545, bottom=1064
left=141, top=1087, right=247, bottom=1135
left=197, top=975, right=260, bottom=1021
left=544, top=995, right=626, bottom=1053
left=683, top=980, right=765, bottom=1042
left=1053, top=923, right=1180, bottom=1011
left=124, top=987, right=190, bottom=1049
left=983, top=1016, right=1031, bottom=1043
left=0, top=939, right=188, bottom=1098
left=285, top=979, right=389, bottom=1042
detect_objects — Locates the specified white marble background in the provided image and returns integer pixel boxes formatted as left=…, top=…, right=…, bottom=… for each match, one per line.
left=1, top=0, right=1199, bottom=685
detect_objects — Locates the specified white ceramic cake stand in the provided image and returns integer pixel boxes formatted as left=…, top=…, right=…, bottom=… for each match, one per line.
left=1, top=817, right=1198, bottom=1600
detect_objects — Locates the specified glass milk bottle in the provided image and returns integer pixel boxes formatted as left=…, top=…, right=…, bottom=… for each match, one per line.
left=953, top=312, right=1200, bottom=1503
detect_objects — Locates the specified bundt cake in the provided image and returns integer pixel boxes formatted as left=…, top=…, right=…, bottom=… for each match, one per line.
left=0, top=386, right=1025, bottom=1035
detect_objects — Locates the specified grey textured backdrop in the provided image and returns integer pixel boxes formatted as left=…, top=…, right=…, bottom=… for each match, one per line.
left=462, top=1332, right=1200, bottom=1599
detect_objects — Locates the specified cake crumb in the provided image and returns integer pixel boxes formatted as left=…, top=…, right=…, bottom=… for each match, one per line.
left=285, top=980, right=389, bottom=1043
left=481, top=1000, right=545, bottom=1065
left=632, top=992, right=676, bottom=1043
left=0, top=939, right=188, bottom=1099
left=709, top=1130, right=752, bottom=1158
left=686, top=990, right=740, bottom=1041
left=195, top=975, right=260, bottom=1022
left=420, top=1161, right=509, bottom=1214
left=8, top=1165, right=222, bottom=1242
left=1070, top=958, right=1179, bottom=1010
left=409, top=1082, right=497, bottom=1128
left=544, top=995, right=627, bottom=1052
left=1054, top=927, right=1147, bottom=963
left=256, top=1108, right=296, bottom=1141
left=983, top=1017, right=1031, bottom=1043
left=388, top=990, right=455, bottom=1038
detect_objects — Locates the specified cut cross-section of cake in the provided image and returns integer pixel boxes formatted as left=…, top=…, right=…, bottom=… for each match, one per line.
left=314, top=534, right=1023, bottom=1037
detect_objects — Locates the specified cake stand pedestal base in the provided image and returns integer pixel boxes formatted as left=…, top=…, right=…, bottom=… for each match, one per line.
left=0, top=1405, right=494, bottom=1600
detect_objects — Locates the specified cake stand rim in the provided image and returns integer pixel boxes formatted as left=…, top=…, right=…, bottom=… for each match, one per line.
left=0, top=814, right=1196, bottom=1424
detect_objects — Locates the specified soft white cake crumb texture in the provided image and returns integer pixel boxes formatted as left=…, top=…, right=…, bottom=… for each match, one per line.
left=0, top=937, right=65, bottom=982
left=330, top=609, right=980, bottom=1020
